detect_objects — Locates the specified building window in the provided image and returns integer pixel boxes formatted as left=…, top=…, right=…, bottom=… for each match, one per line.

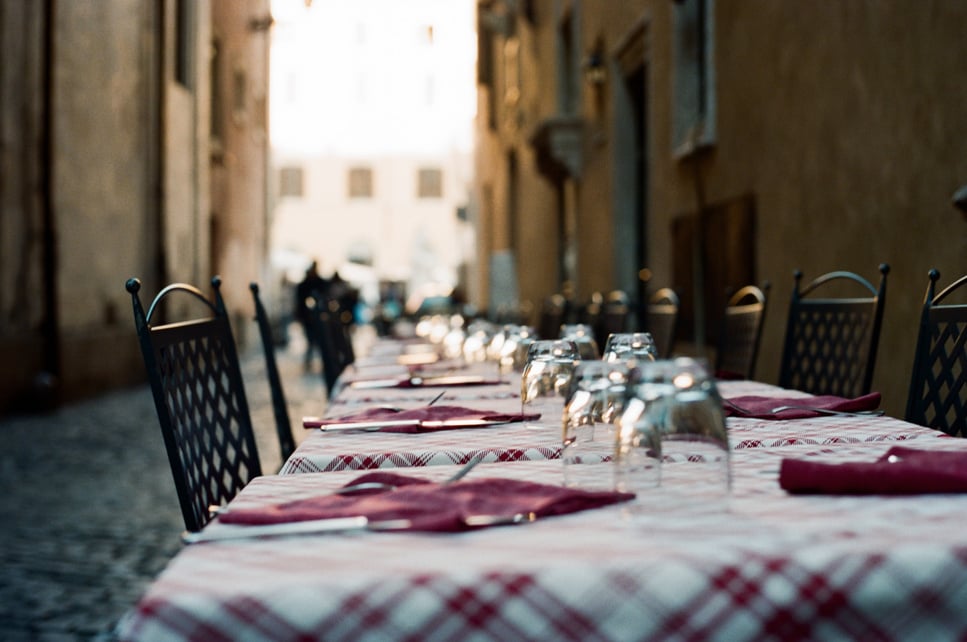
left=673, top=0, right=716, bottom=156
left=233, top=69, right=247, bottom=124
left=417, top=168, right=443, bottom=198
left=348, top=167, right=373, bottom=198
left=175, top=0, right=193, bottom=89
left=209, top=39, right=223, bottom=144
left=279, top=166, right=304, bottom=197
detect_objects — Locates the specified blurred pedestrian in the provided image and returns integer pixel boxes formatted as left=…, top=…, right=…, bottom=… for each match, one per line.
left=294, top=261, right=330, bottom=371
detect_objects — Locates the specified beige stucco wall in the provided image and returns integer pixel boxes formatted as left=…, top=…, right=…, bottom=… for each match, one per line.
left=474, top=0, right=967, bottom=418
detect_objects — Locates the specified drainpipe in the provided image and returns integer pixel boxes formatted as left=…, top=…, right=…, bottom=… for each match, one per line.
left=37, top=0, right=61, bottom=406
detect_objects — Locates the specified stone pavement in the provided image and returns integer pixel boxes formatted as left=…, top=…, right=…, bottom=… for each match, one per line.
left=0, top=323, right=349, bottom=640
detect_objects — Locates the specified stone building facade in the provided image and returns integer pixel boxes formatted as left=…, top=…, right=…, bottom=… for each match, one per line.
left=471, top=0, right=967, bottom=416
left=0, top=0, right=272, bottom=413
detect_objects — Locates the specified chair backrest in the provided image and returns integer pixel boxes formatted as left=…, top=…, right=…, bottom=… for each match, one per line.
left=538, top=293, right=566, bottom=340
left=597, top=290, right=630, bottom=347
left=715, top=283, right=769, bottom=380
left=126, top=276, right=262, bottom=533
left=647, top=287, right=679, bottom=359
left=778, top=264, right=889, bottom=398
left=905, top=269, right=967, bottom=435
left=313, top=295, right=355, bottom=396
left=250, top=282, right=295, bottom=462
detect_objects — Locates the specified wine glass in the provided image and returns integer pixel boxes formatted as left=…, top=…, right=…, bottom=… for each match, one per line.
left=602, top=332, right=658, bottom=364
left=559, top=323, right=600, bottom=360
left=561, top=361, right=631, bottom=490
left=520, top=340, right=580, bottom=428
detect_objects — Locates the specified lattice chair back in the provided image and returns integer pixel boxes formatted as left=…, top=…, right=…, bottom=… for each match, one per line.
left=778, top=264, right=889, bottom=398
left=905, top=269, right=967, bottom=435
left=126, top=276, right=262, bottom=533
left=715, top=283, right=770, bottom=380
left=598, top=290, right=630, bottom=346
left=647, top=288, right=680, bottom=359
left=250, top=282, right=295, bottom=462
left=313, top=296, right=355, bottom=397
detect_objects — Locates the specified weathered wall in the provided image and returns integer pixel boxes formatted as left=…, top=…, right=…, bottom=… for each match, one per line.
left=474, top=0, right=967, bottom=417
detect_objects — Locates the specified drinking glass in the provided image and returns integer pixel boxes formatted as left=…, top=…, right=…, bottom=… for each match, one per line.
left=492, top=325, right=536, bottom=375
left=616, top=358, right=730, bottom=501
left=602, top=332, right=658, bottom=364
left=520, top=340, right=580, bottom=428
left=559, top=323, right=600, bottom=360
left=561, top=361, right=631, bottom=490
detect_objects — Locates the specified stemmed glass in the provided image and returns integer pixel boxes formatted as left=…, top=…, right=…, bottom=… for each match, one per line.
left=602, top=332, right=658, bottom=364
left=520, top=339, right=580, bottom=428
left=561, top=361, right=631, bottom=490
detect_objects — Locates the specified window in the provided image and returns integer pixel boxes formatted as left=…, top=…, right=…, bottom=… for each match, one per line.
left=279, top=166, right=304, bottom=198
left=673, top=0, right=716, bottom=155
left=417, top=168, right=443, bottom=198
left=233, top=69, right=247, bottom=123
left=175, top=0, right=193, bottom=89
left=348, top=167, right=373, bottom=198
left=209, top=39, right=223, bottom=144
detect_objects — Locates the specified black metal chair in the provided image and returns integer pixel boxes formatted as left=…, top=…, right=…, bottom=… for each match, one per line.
left=313, top=295, right=355, bottom=397
left=126, top=276, right=262, bottom=533
left=778, top=264, right=889, bottom=398
left=715, top=283, right=770, bottom=380
left=597, top=290, right=630, bottom=348
left=647, top=288, right=679, bottom=359
left=904, top=269, right=967, bottom=435
left=538, top=293, right=566, bottom=340
left=250, top=282, right=295, bottom=462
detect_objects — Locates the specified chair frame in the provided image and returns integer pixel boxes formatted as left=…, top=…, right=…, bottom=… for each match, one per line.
left=250, top=282, right=295, bottom=462
left=715, top=283, right=769, bottom=380
left=313, top=295, right=356, bottom=397
left=904, top=269, right=967, bottom=435
left=647, top=288, right=680, bottom=360
left=126, top=276, right=262, bottom=532
left=778, top=264, right=889, bottom=398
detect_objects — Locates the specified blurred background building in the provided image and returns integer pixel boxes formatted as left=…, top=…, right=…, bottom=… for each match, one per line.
left=1, top=0, right=965, bottom=418
left=268, top=0, right=477, bottom=317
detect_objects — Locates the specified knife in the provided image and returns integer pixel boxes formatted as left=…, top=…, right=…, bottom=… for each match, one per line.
left=303, top=418, right=509, bottom=431
left=181, top=516, right=413, bottom=544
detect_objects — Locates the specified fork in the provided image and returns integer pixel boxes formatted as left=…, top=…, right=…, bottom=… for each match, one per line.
left=331, top=452, right=486, bottom=495
left=770, top=405, right=885, bottom=418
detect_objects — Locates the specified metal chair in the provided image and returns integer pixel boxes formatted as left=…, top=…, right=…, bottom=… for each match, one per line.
left=778, top=264, right=889, bottom=398
left=250, top=282, right=295, bottom=462
left=313, top=295, right=355, bottom=397
left=126, top=276, right=262, bottom=533
left=647, top=288, right=680, bottom=359
left=596, top=290, right=630, bottom=348
left=715, top=283, right=769, bottom=380
left=538, top=293, right=566, bottom=340
left=905, top=269, right=967, bottom=435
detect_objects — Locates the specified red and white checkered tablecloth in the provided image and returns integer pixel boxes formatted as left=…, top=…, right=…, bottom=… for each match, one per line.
left=283, top=372, right=941, bottom=473
left=118, top=338, right=967, bottom=640
left=119, top=437, right=967, bottom=641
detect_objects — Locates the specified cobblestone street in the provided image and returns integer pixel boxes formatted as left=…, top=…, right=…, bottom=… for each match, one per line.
left=0, top=325, right=335, bottom=640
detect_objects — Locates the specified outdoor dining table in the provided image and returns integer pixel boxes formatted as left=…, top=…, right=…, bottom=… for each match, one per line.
left=284, top=356, right=943, bottom=474
left=116, top=337, right=967, bottom=640
left=117, top=440, right=967, bottom=640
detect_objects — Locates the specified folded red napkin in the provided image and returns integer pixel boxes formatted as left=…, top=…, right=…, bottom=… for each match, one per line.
left=303, top=404, right=540, bottom=432
left=722, top=392, right=881, bottom=419
left=218, top=472, right=635, bottom=532
left=780, top=446, right=967, bottom=494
